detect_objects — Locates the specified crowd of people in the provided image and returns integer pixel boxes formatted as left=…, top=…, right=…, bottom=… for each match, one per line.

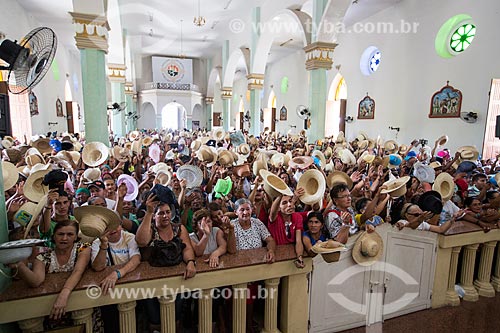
left=2, top=128, right=499, bottom=332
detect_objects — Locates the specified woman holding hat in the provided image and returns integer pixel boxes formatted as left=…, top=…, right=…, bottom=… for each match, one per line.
left=8, top=220, right=93, bottom=326
left=302, top=212, right=329, bottom=257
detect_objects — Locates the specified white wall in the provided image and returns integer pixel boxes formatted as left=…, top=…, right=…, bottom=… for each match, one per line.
left=328, top=0, right=500, bottom=153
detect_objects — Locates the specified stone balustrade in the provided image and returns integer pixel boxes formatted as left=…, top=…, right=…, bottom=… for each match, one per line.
left=0, top=245, right=310, bottom=333
left=432, top=221, right=500, bottom=308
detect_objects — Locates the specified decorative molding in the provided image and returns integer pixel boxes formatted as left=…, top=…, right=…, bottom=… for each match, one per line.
left=108, top=63, right=126, bottom=82
left=303, top=42, right=338, bottom=70
left=247, top=73, right=265, bottom=90
left=221, top=87, right=233, bottom=100
left=69, top=12, right=110, bottom=52
left=125, top=81, right=134, bottom=95
left=205, top=96, right=214, bottom=104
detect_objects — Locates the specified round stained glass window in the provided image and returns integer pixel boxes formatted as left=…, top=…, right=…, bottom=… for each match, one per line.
left=360, top=46, right=381, bottom=76
left=450, top=23, right=476, bottom=53
left=369, top=51, right=381, bottom=72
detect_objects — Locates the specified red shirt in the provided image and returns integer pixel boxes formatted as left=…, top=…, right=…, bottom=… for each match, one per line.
left=268, top=211, right=306, bottom=245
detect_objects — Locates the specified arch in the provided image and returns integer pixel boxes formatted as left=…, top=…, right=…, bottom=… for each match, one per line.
left=64, top=79, right=73, bottom=101
left=328, top=73, right=347, bottom=101
left=316, top=0, right=354, bottom=42
left=138, top=102, right=156, bottom=129
left=192, top=103, right=203, bottom=129
left=161, top=102, right=187, bottom=130
left=222, top=47, right=250, bottom=88
left=268, top=90, right=277, bottom=109
left=326, top=73, right=348, bottom=138
left=207, top=66, right=222, bottom=98
left=251, top=9, right=312, bottom=75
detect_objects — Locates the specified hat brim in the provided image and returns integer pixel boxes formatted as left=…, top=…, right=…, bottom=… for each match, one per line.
left=74, top=206, right=122, bottom=237
left=297, top=169, right=326, bottom=205
left=352, top=231, right=384, bottom=266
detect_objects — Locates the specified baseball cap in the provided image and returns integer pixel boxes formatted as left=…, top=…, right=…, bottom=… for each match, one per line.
left=75, top=188, right=91, bottom=196
left=88, top=180, right=105, bottom=189
left=404, top=151, right=417, bottom=161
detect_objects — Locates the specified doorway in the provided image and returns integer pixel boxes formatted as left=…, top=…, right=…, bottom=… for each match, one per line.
left=326, top=74, right=348, bottom=137
left=482, top=79, right=500, bottom=159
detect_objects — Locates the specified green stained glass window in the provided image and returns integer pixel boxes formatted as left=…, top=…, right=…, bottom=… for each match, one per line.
left=450, top=24, right=476, bottom=52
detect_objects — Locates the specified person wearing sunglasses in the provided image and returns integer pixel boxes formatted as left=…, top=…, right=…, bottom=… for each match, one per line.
left=395, top=203, right=455, bottom=233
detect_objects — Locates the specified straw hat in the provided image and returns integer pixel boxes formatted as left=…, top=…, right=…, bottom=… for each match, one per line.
left=24, top=169, right=51, bottom=202
left=238, top=143, right=251, bottom=155
left=356, top=132, right=368, bottom=142
left=0, top=238, right=45, bottom=265
left=339, top=149, right=356, bottom=166
left=437, top=135, right=448, bottom=146
left=324, top=146, right=333, bottom=159
left=197, top=146, right=218, bottom=167
left=289, top=156, right=314, bottom=170
left=155, top=171, right=172, bottom=186
left=131, top=139, right=142, bottom=155
left=413, top=162, right=435, bottom=184
left=311, top=240, right=347, bottom=263
left=362, top=153, right=376, bottom=164
left=148, top=143, right=161, bottom=163
left=3, top=148, right=22, bottom=164
left=327, top=171, right=353, bottom=190
left=149, top=162, right=172, bottom=175
left=384, top=140, right=398, bottom=154
left=142, top=136, right=153, bottom=147
left=429, top=161, right=442, bottom=169
left=352, top=231, right=384, bottom=266
left=214, top=177, right=233, bottom=198
left=177, top=165, right=203, bottom=188
left=312, top=150, right=327, bottom=169
left=270, top=153, right=286, bottom=168
left=112, top=146, right=130, bottom=163
left=32, top=138, right=52, bottom=154
left=1, top=138, right=12, bottom=149
left=253, top=154, right=268, bottom=176
left=259, top=169, right=293, bottom=199
left=74, top=206, right=121, bottom=237
left=117, top=174, right=139, bottom=201
left=2, top=161, right=18, bottom=191
left=336, top=131, right=345, bottom=144
left=213, top=128, right=226, bottom=141
left=380, top=176, right=410, bottom=198
left=357, top=140, right=369, bottom=150
left=297, top=169, right=326, bottom=205
left=398, top=144, right=408, bottom=155
left=432, top=172, right=455, bottom=202
left=129, top=130, right=141, bottom=141
left=457, top=146, right=479, bottom=162
left=190, top=139, right=202, bottom=152
left=82, top=142, right=109, bottom=167
left=12, top=202, right=40, bottom=227
left=83, top=168, right=101, bottom=182
left=233, top=164, right=252, bottom=178
left=218, top=149, right=235, bottom=166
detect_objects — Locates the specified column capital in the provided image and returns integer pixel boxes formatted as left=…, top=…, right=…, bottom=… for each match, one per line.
left=303, top=41, right=338, bottom=70
left=205, top=96, right=214, bottom=104
left=70, top=12, right=110, bottom=52
left=125, top=81, right=134, bottom=95
left=108, top=63, right=126, bottom=83
left=221, top=87, right=233, bottom=100
left=247, top=73, right=265, bottom=90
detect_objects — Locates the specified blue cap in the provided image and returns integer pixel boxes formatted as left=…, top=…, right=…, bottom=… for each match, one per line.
left=404, top=151, right=417, bottom=161
left=389, top=154, right=402, bottom=166
left=456, top=161, right=476, bottom=174
left=489, top=176, right=497, bottom=187
left=49, top=139, right=61, bottom=152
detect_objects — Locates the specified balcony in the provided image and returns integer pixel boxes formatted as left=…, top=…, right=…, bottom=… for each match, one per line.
left=143, top=82, right=200, bottom=92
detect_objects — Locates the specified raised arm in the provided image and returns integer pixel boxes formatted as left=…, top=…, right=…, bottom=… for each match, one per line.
left=135, top=194, right=157, bottom=247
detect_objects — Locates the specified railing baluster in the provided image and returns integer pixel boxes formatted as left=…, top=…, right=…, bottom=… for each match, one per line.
left=445, top=246, right=462, bottom=306
left=491, top=242, right=500, bottom=292
left=460, top=243, right=480, bottom=302
left=263, top=278, right=280, bottom=333
left=232, top=283, right=247, bottom=333
left=71, top=308, right=94, bottom=333
left=159, top=295, right=176, bottom=333
left=17, top=317, right=44, bottom=333
left=474, top=241, right=497, bottom=297
left=118, top=301, right=137, bottom=333
left=198, top=288, right=213, bottom=333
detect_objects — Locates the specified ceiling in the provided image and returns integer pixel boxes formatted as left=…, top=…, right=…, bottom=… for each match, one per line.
left=16, top=0, right=401, bottom=64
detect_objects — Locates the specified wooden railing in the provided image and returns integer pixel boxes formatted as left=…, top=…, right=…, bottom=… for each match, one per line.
left=432, top=221, right=500, bottom=308
left=0, top=245, right=311, bottom=333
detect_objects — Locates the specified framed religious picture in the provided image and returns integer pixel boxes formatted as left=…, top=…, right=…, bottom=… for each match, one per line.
left=56, top=98, right=64, bottom=117
left=429, top=82, right=462, bottom=118
left=279, top=105, right=287, bottom=121
left=358, top=95, right=375, bottom=119
left=29, top=91, right=39, bottom=117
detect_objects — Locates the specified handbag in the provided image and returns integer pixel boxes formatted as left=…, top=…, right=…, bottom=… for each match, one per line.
left=148, top=237, right=186, bottom=267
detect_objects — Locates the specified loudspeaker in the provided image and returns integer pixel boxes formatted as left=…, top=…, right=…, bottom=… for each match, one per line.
left=496, top=115, right=500, bottom=138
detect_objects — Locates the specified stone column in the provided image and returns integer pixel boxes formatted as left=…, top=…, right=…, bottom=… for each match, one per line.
left=460, top=243, right=479, bottom=302
left=221, top=88, right=232, bottom=132
left=70, top=11, right=110, bottom=145
left=158, top=295, right=176, bottom=333
left=262, top=278, right=280, bottom=333
left=474, top=241, right=497, bottom=297
left=18, top=317, right=44, bottom=333
left=108, top=63, right=127, bottom=139
left=445, top=246, right=462, bottom=306
left=232, top=283, right=247, bottom=333
left=281, top=273, right=309, bottom=332
left=198, top=289, right=213, bottom=333
left=124, top=81, right=135, bottom=133
left=205, top=97, right=214, bottom=131
left=71, top=308, right=94, bottom=333
left=491, top=243, right=500, bottom=291
left=247, top=74, right=264, bottom=136
left=118, top=301, right=137, bottom=333
left=304, top=42, right=338, bottom=144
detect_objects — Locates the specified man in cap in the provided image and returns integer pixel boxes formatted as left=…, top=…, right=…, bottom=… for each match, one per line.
left=85, top=180, right=116, bottom=209
left=74, top=187, right=90, bottom=207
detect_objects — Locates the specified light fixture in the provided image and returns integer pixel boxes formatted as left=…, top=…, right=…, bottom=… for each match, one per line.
left=193, top=0, right=206, bottom=27
left=179, top=20, right=186, bottom=58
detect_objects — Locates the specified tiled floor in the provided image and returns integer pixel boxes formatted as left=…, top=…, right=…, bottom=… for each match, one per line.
left=341, top=293, right=500, bottom=333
